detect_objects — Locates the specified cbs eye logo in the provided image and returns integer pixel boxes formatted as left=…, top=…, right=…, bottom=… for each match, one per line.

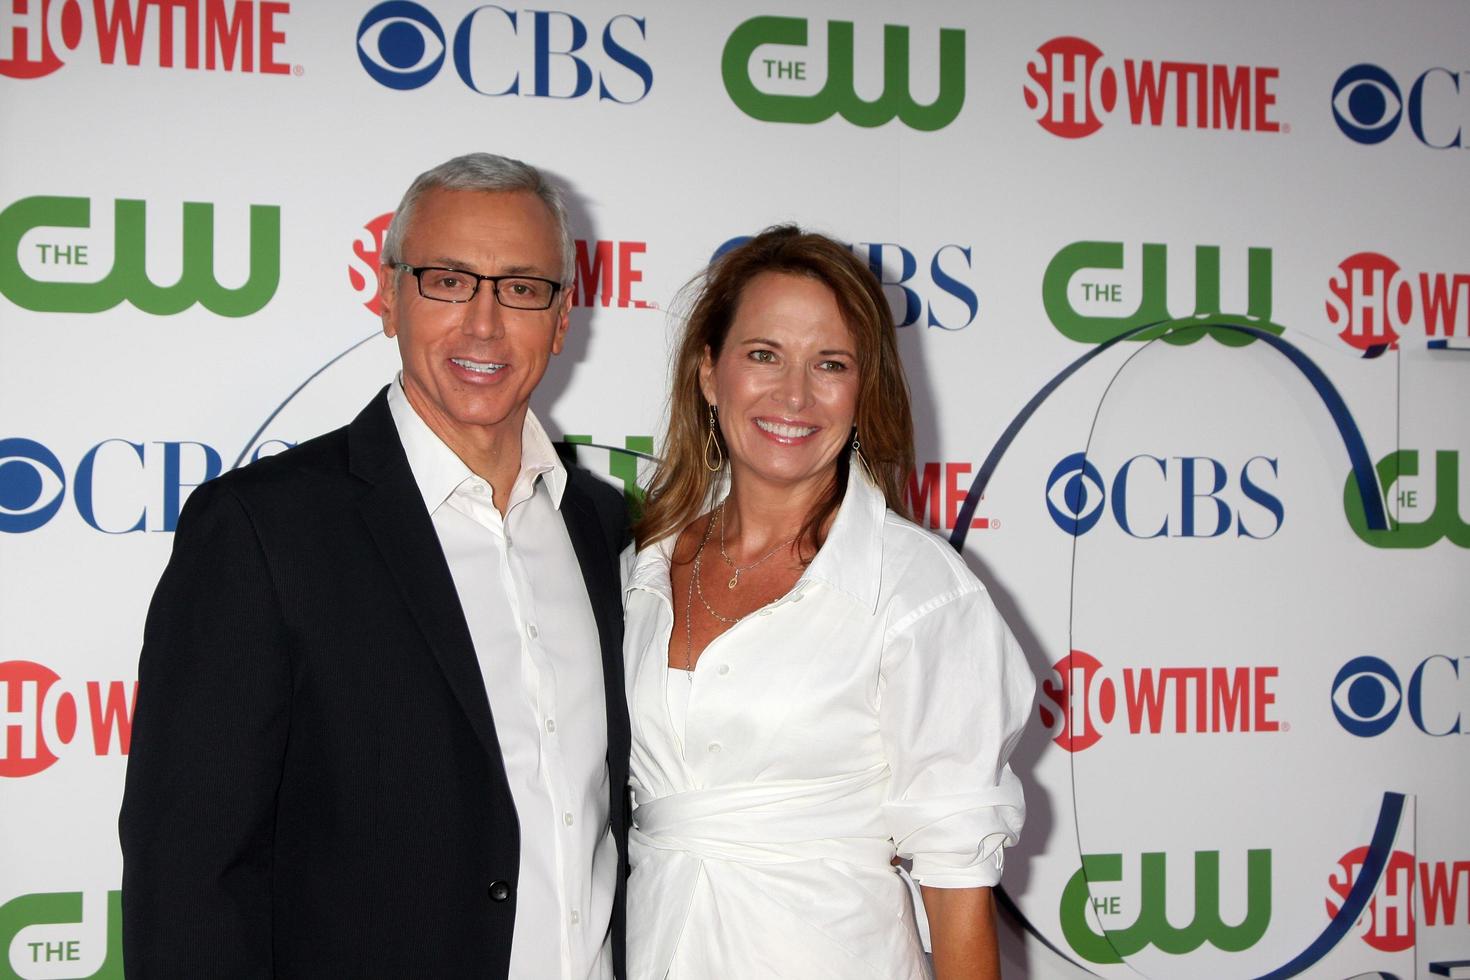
left=0, top=438, right=66, bottom=534
left=357, top=1, right=446, bottom=90
left=1331, top=65, right=1402, bottom=145
left=1331, top=656, right=1402, bottom=737
left=1331, top=654, right=1465, bottom=738
left=1045, top=452, right=1106, bottom=535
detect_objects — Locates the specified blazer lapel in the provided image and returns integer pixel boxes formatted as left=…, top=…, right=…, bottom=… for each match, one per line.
left=348, top=392, right=510, bottom=774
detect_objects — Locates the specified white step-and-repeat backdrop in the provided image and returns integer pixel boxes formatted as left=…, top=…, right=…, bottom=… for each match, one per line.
left=2, top=1, right=1467, bottom=977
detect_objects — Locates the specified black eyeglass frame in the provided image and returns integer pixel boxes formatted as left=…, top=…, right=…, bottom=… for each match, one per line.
left=393, top=263, right=565, bottom=310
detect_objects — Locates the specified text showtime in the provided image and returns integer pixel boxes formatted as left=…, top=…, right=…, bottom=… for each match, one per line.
left=0, top=0, right=291, bottom=79
left=1327, top=251, right=1470, bottom=357
left=1039, top=650, right=1282, bottom=753
left=0, top=660, right=135, bottom=778
left=1024, top=36, right=1281, bottom=139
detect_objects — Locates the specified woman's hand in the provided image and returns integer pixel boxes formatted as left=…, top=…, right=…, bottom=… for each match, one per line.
left=921, top=885, right=1001, bottom=980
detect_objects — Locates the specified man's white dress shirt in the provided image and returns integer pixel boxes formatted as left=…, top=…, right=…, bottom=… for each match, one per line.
left=623, top=457, right=1036, bottom=979
left=388, top=380, right=616, bottom=980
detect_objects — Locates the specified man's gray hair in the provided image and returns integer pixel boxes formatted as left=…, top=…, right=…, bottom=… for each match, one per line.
left=381, top=153, right=575, bottom=285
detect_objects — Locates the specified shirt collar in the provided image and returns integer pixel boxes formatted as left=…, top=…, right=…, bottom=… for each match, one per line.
left=796, top=454, right=885, bottom=614
left=386, top=375, right=567, bottom=513
left=626, top=451, right=885, bottom=613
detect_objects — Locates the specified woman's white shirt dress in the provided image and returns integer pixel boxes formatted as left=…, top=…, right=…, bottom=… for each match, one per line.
left=622, top=462, right=1036, bottom=979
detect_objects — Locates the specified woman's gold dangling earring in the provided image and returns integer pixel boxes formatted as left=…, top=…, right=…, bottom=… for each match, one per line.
left=704, top=404, right=724, bottom=472
left=852, top=431, right=873, bottom=480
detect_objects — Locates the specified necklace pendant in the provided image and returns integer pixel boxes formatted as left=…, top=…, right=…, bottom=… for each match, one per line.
left=728, top=571, right=740, bottom=589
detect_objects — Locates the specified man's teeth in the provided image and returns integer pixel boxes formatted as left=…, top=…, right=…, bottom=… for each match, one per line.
left=755, top=419, right=817, bottom=438
left=452, top=358, right=506, bottom=374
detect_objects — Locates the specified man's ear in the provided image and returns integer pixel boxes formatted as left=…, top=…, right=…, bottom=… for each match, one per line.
left=377, top=264, right=399, bottom=338
left=550, top=284, right=573, bottom=355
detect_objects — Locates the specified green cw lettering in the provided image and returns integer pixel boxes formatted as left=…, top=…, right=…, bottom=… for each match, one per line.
left=721, top=17, right=965, bottom=131
left=0, top=890, right=121, bottom=980
left=0, top=197, right=280, bottom=317
left=1345, top=449, right=1470, bottom=549
left=563, top=435, right=654, bottom=505
left=1059, top=850, right=1272, bottom=963
left=1042, top=241, right=1286, bottom=346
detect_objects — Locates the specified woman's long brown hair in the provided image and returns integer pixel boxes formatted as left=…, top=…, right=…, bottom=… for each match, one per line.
left=633, top=226, right=915, bottom=556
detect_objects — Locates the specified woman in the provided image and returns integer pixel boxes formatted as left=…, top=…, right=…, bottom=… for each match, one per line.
left=623, top=227, right=1034, bottom=979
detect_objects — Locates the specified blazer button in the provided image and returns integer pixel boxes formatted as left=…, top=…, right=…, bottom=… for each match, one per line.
left=488, top=880, right=512, bottom=903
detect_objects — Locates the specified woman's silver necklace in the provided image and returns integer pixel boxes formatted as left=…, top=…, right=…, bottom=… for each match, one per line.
left=693, top=538, right=742, bottom=625
left=717, top=501, right=795, bottom=589
left=684, top=505, right=798, bottom=671
left=683, top=511, right=722, bottom=671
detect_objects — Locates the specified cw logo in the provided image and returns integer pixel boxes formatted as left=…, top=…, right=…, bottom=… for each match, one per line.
left=560, top=435, right=654, bottom=504
left=1042, top=241, right=1285, bottom=345
left=721, top=16, right=964, bottom=131
left=0, top=196, right=280, bottom=316
left=0, top=890, right=120, bottom=980
left=1060, top=850, right=1272, bottom=963
left=1344, top=450, right=1469, bottom=549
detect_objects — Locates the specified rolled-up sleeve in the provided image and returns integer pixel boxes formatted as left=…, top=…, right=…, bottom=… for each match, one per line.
left=878, top=585, right=1036, bottom=888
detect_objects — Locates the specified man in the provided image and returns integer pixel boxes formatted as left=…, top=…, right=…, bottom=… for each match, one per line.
left=119, top=154, right=629, bottom=979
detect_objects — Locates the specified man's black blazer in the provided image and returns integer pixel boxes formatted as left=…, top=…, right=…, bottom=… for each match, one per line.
left=119, top=389, right=630, bottom=979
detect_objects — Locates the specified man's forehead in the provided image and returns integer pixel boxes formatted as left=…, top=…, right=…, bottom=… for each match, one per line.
left=400, top=188, right=559, bottom=261
left=415, top=187, right=551, bottom=223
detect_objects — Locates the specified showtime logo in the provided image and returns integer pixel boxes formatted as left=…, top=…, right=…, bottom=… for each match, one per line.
left=347, top=212, right=394, bottom=315
left=0, top=0, right=291, bottom=79
left=0, top=660, right=135, bottom=778
left=906, top=462, right=996, bottom=531
left=348, top=213, right=656, bottom=313
left=1038, top=650, right=1282, bottom=752
left=1328, top=847, right=1470, bottom=952
left=1326, top=252, right=1469, bottom=357
left=1023, top=36, right=1282, bottom=139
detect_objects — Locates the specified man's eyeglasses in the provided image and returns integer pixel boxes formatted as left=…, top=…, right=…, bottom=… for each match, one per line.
left=394, top=264, right=563, bottom=310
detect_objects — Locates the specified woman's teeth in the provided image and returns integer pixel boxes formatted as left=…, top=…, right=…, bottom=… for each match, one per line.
left=755, top=419, right=817, bottom=438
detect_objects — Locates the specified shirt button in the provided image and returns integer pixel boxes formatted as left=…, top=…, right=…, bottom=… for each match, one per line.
left=527, top=624, right=539, bottom=639
left=707, top=741, right=722, bottom=754
left=545, top=718, right=557, bottom=734
left=717, top=664, right=730, bottom=676
left=563, top=811, right=574, bottom=826
left=570, top=909, right=581, bottom=926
